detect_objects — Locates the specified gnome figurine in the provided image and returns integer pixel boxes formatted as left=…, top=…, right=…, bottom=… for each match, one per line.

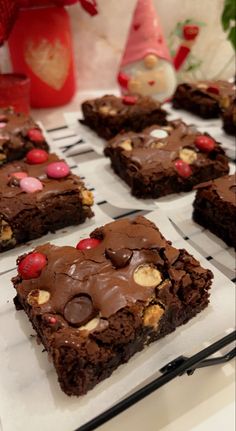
left=118, top=0, right=177, bottom=102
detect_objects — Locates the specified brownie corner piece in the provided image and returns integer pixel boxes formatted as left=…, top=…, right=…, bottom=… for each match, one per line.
left=193, top=174, right=236, bottom=248
left=172, top=80, right=234, bottom=119
left=13, top=215, right=213, bottom=396
left=0, top=107, right=49, bottom=165
left=0, top=153, right=93, bottom=252
left=80, top=94, right=167, bottom=140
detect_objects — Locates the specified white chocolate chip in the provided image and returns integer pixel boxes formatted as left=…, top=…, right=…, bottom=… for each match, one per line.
left=162, top=126, right=173, bottom=132
left=179, top=148, right=197, bottom=164
left=0, top=219, right=14, bottom=241
left=150, top=129, right=168, bottom=139
left=119, top=139, right=133, bottom=151
left=151, top=141, right=166, bottom=149
left=133, top=264, right=162, bottom=288
left=79, top=317, right=100, bottom=332
left=99, top=105, right=110, bottom=115
left=197, top=83, right=208, bottom=89
left=27, top=289, right=50, bottom=306
left=143, top=304, right=164, bottom=328
left=99, top=105, right=117, bottom=116
left=81, top=189, right=94, bottom=206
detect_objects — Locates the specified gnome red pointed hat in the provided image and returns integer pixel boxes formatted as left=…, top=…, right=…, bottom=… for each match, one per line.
left=121, top=0, right=171, bottom=67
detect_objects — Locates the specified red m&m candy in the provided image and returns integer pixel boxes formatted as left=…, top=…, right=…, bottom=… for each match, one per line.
left=26, top=149, right=49, bottom=164
left=46, top=161, right=70, bottom=179
left=195, top=135, right=215, bottom=152
left=18, top=252, right=47, bottom=280
left=122, top=95, right=138, bottom=105
left=207, top=85, right=219, bottom=95
left=27, top=128, right=45, bottom=143
left=174, top=159, right=192, bottom=178
left=76, top=238, right=101, bottom=250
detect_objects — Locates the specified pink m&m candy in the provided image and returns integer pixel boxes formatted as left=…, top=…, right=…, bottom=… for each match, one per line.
left=20, top=177, right=43, bottom=193
left=46, top=161, right=70, bottom=179
left=10, top=171, right=28, bottom=180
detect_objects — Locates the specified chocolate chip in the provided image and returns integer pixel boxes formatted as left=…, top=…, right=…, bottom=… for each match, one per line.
left=105, top=248, right=133, bottom=268
left=8, top=177, right=20, bottom=187
left=64, top=295, right=95, bottom=327
left=230, top=185, right=236, bottom=193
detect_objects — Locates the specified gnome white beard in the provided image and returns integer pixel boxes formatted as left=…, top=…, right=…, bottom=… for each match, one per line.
left=122, top=59, right=177, bottom=102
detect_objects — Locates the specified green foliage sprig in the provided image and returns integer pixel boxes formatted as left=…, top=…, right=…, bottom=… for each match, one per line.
left=222, top=0, right=236, bottom=50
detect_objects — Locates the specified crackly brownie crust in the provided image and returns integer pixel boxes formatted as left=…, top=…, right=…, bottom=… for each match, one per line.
left=0, top=108, right=49, bottom=165
left=12, top=216, right=213, bottom=396
left=80, top=94, right=167, bottom=140
left=222, top=97, right=236, bottom=135
left=0, top=153, right=93, bottom=252
left=193, top=175, right=236, bottom=248
left=104, top=120, right=229, bottom=199
left=172, top=80, right=235, bottom=119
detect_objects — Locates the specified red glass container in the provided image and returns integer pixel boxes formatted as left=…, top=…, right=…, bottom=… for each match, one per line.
left=8, top=7, right=76, bottom=108
left=0, top=73, right=30, bottom=113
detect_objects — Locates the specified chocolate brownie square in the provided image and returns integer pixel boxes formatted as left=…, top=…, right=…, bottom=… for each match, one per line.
left=193, top=174, right=236, bottom=248
left=172, top=80, right=235, bottom=119
left=12, top=215, right=213, bottom=396
left=0, top=151, right=93, bottom=252
left=80, top=94, right=167, bottom=140
left=222, top=97, right=236, bottom=135
left=104, top=120, right=229, bottom=199
left=0, top=107, right=49, bottom=165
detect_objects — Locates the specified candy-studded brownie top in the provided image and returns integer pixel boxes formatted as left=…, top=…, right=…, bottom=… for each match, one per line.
left=105, top=120, right=229, bottom=178
left=0, top=151, right=93, bottom=219
left=180, top=80, right=235, bottom=103
left=82, top=94, right=165, bottom=116
left=13, top=216, right=212, bottom=348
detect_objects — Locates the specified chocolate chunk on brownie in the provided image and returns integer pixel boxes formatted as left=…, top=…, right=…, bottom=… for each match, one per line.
left=0, top=151, right=93, bottom=252
left=193, top=174, right=236, bottom=248
left=80, top=94, right=167, bottom=140
left=104, top=120, right=229, bottom=199
left=222, top=97, right=236, bottom=135
left=0, top=107, right=49, bottom=166
left=172, top=80, right=234, bottom=119
left=12, top=216, right=213, bottom=396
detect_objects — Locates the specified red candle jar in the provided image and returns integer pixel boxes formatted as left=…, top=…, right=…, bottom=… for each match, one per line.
left=0, top=73, right=30, bottom=113
left=8, top=7, right=76, bottom=108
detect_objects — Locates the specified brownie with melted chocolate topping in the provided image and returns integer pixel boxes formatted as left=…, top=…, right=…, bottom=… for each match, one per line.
left=0, top=153, right=93, bottom=252
left=80, top=94, right=167, bottom=140
left=172, top=80, right=235, bottom=119
left=12, top=216, right=213, bottom=396
left=0, top=107, right=49, bottom=166
left=222, top=97, right=236, bottom=135
left=104, top=120, right=229, bottom=199
left=193, top=174, right=236, bottom=248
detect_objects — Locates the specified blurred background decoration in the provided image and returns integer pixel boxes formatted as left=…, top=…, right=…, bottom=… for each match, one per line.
left=0, top=0, right=235, bottom=107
